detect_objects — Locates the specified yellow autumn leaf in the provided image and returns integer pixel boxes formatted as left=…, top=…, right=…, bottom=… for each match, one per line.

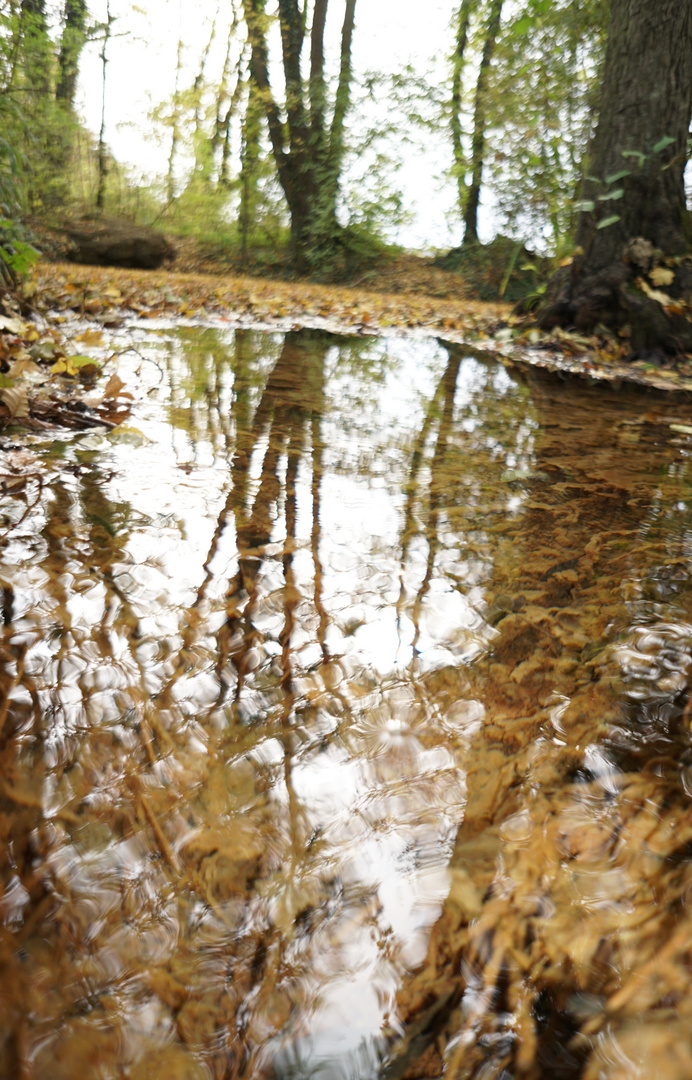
left=76, top=328, right=105, bottom=346
left=50, top=358, right=77, bottom=376
left=649, top=267, right=675, bottom=287
left=637, top=277, right=674, bottom=307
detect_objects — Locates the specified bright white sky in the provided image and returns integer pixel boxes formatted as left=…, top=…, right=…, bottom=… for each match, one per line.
left=75, top=0, right=492, bottom=250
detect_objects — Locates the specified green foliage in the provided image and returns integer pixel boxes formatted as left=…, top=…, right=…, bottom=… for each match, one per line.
left=0, top=0, right=97, bottom=278
left=0, top=104, right=38, bottom=283
left=436, top=234, right=547, bottom=300
left=448, top=0, right=609, bottom=252
left=574, top=134, right=681, bottom=233
left=0, top=219, right=40, bottom=285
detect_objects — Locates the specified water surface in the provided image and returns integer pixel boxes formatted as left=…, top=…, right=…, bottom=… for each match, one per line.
left=2, top=326, right=692, bottom=1079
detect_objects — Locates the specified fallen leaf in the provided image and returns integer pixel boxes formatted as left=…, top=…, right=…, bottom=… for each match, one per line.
left=0, top=316, right=28, bottom=334
left=649, top=267, right=675, bottom=288
left=10, top=358, right=43, bottom=378
left=0, top=385, right=29, bottom=420
left=103, top=373, right=126, bottom=399
left=637, top=278, right=674, bottom=307
left=76, top=328, right=105, bottom=346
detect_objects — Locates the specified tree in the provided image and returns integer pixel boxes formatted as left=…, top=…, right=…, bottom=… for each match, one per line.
left=242, top=0, right=357, bottom=271
left=537, top=0, right=692, bottom=354
left=445, top=0, right=607, bottom=271
left=486, top=0, right=607, bottom=250
left=56, top=0, right=88, bottom=107
left=462, top=0, right=503, bottom=245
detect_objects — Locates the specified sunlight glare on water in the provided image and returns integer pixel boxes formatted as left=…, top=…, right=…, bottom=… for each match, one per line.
left=3, top=326, right=692, bottom=1079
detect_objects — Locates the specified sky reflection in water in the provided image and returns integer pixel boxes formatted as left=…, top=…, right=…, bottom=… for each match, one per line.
left=2, top=327, right=692, bottom=1079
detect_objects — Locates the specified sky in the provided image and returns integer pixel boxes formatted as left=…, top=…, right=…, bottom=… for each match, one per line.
left=74, top=0, right=490, bottom=251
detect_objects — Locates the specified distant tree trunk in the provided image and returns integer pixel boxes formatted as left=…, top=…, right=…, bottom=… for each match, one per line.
left=56, top=0, right=87, bottom=106
left=450, top=0, right=477, bottom=209
left=463, top=0, right=503, bottom=245
left=96, top=0, right=113, bottom=211
left=243, top=0, right=358, bottom=271
left=166, top=37, right=184, bottom=203
left=538, top=0, right=692, bottom=355
left=239, top=80, right=261, bottom=261
left=19, top=0, right=51, bottom=98
left=211, top=15, right=241, bottom=174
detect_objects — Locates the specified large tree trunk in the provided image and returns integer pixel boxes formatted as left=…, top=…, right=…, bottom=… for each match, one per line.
left=538, top=0, right=692, bottom=355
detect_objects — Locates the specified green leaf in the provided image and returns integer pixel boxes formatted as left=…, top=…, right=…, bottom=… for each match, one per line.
left=513, top=15, right=533, bottom=34
left=598, top=188, right=624, bottom=201
left=653, top=135, right=676, bottom=153
left=596, top=214, right=621, bottom=229
left=574, top=200, right=595, bottom=212
left=621, top=150, right=648, bottom=165
left=605, top=170, right=631, bottom=185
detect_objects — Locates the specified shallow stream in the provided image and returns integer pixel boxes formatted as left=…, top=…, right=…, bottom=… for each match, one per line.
left=3, top=326, right=692, bottom=1079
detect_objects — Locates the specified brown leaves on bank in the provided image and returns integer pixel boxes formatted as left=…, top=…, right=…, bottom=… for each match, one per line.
left=0, top=301, right=132, bottom=434
left=33, top=260, right=509, bottom=339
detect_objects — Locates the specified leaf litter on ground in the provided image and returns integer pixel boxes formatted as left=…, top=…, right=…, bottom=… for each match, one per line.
left=31, top=259, right=692, bottom=398
left=0, top=282, right=133, bottom=448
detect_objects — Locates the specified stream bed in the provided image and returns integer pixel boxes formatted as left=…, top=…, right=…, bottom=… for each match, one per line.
left=3, top=325, right=692, bottom=1079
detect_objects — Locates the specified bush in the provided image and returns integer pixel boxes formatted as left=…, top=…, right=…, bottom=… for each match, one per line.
left=434, top=234, right=548, bottom=302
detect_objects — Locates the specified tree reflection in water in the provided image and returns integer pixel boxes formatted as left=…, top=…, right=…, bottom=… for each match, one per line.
left=384, top=352, right=692, bottom=1080
left=4, top=328, right=692, bottom=1080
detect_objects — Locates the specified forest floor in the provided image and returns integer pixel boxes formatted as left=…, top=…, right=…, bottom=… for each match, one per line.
left=28, top=257, right=692, bottom=397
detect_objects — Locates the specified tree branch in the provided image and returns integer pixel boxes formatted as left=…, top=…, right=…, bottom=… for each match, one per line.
left=309, top=0, right=328, bottom=142
left=242, top=0, right=288, bottom=180
left=328, top=0, right=356, bottom=169
left=278, top=0, right=306, bottom=151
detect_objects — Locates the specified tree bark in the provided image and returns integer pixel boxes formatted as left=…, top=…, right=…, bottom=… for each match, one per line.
left=96, top=0, right=113, bottom=212
left=450, top=0, right=478, bottom=210
left=243, top=0, right=357, bottom=271
left=56, top=0, right=87, bottom=106
left=463, top=0, right=503, bottom=245
left=538, top=0, right=692, bottom=354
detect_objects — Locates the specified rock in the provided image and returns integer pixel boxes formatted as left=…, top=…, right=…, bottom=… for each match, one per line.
left=64, top=217, right=175, bottom=270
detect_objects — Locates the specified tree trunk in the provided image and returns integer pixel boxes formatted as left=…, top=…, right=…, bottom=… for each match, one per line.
left=56, top=0, right=87, bottom=106
left=538, top=0, right=692, bottom=355
left=96, top=1, right=113, bottom=212
left=450, top=0, right=478, bottom=210
left=19, top=0, right=51, bottom=98
left=243, top=0, right=357, bottom=273
left=166, top=37, right=184, bottom=204
left=239, top=80, right=261, bottom=261
left=463, top=0, right=503, bottom=246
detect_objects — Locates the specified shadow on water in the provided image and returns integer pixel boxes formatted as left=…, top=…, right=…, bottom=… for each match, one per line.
left=2, top=326, right=692, bottom=1079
